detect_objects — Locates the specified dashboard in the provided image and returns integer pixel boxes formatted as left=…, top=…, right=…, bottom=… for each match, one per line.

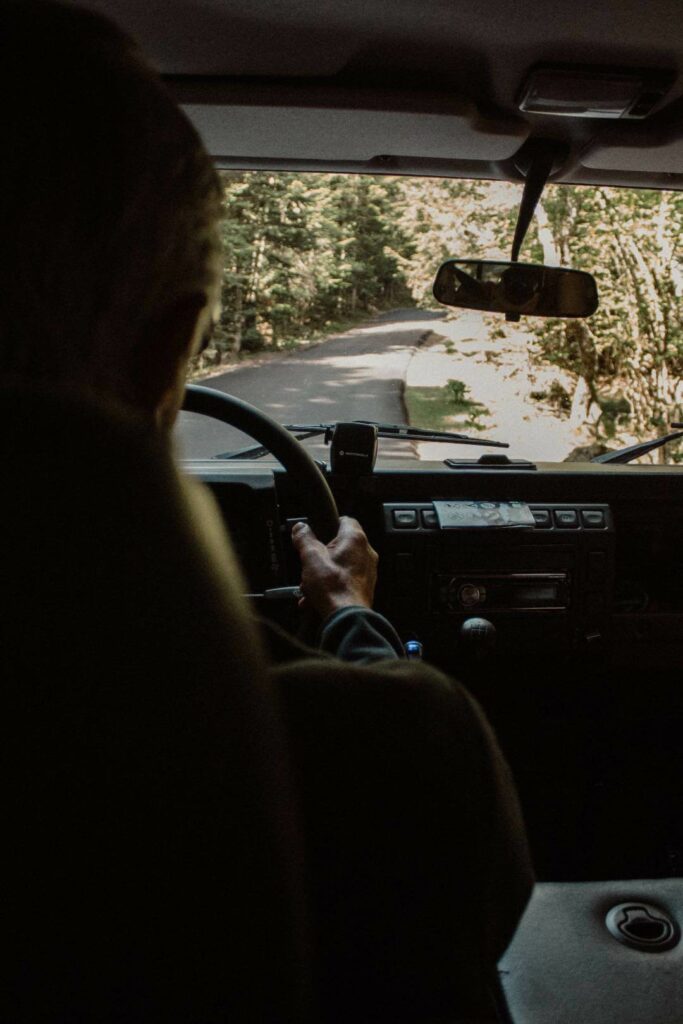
left=187, top=455, right=683, bottom=883
left=186, top=456, right=683, bottom=674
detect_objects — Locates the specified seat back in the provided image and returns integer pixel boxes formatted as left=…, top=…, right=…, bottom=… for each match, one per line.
left=0, top=386, right=309, bottom=1021
left=499, top=879, right=683, bottom=1024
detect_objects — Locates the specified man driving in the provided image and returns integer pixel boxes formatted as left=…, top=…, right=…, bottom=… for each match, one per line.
left=1, top=3, right=533, bottom=1021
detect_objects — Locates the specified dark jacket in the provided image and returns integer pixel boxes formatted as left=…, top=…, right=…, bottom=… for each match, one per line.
left=262, top=612, right=535, bottom=1022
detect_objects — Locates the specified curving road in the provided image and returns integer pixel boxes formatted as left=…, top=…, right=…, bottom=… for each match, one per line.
left=175, top=308, right=447, bottom=462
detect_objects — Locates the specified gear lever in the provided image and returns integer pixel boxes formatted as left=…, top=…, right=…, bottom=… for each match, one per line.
left=459, top=617, right=496, bottom=661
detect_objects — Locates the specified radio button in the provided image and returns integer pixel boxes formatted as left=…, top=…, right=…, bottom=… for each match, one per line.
left=458, top=583, right=486, bottom=608
left=393, top=509, right=418, bottom=528
left=532, top=509, right=551, bottom=528
left=554, top=509, right=579, bottom=528
left=581, top=509, right=606, bottom=528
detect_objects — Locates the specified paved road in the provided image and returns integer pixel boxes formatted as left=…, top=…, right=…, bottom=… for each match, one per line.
left=175, top=308, right=447, bottom=462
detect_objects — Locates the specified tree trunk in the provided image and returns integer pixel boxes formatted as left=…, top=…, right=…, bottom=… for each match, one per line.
left=233, top=282, right=243, bottom=355
left=569, top=377, right=590, bottom=430
left=535, top=201, right=562, bottom=265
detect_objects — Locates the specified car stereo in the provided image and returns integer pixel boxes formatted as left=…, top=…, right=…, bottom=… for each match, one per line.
left=437, top=572, right=570, bottom=613
left=379, top=501, right=614, bottom=661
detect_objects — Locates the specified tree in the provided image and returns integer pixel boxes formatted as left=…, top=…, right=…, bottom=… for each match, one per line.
left=531, top=185, right=683, bottom=456
left=218, top=173, right=322, bottom=352
left=394, top=178, right=515, bottom=305
left=206, top=172, right=413, bottom=361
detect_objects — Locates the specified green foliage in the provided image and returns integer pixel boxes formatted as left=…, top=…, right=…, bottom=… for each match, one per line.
left=548, top=380, right=572, bottom=414
left=394, top=178, right=517, bottom=305
left=530, top=185, right=683, bottom=447
left=596, top=394, right=631, bottom=439
left=210, top=171, right=414, bottom=358
left=529, top=380, right=572, bottom=416
left=446, top=378, right=468, bottom=404
left=446, top=379, right=490, bottom=430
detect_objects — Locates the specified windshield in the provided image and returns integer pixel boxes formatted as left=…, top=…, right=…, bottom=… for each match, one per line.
left=176, top=172, right=683, bottom=465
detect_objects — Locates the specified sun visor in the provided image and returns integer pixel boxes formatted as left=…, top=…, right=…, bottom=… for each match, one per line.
left=583, top=125, right=683, bottom=173
left=173, top=84, right=528, bottom=163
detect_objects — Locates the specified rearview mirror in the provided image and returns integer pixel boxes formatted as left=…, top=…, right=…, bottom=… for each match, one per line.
left=433, top=260, right=598, bottom=318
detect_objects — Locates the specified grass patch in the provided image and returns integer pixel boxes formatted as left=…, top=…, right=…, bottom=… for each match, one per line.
left=406, top=380, right=490, bottom=433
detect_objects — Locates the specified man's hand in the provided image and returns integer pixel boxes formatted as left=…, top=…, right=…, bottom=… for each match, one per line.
left=291, top=516, right=379, bottom=620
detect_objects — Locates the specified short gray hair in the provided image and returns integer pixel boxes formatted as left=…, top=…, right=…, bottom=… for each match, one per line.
left=0, top=1, right=222, bottom=396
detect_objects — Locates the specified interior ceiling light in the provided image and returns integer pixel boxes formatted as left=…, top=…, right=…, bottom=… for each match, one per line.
left=518, top=66, right=673, bottom=119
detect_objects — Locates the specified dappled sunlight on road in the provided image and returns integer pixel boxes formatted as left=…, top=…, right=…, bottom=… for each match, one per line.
left=177, top=309, right=439, bottom=461
left=303, top=351, right=412, bottom=378
left=353, top=318, right=448, bottom=337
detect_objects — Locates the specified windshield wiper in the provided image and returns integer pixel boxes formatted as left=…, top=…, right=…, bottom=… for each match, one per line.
left=214, top=421, right=510, bottom=460
left=591, top=428, right=683, bottom=464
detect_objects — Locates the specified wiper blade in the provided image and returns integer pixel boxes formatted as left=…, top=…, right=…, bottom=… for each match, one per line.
left=215, top=430, right=321, bottom=461
left=591, top=429, right=683, bottom=464
left=214, top=421, right=509, bottom=460
left=354, top=420, right=494, bottom=443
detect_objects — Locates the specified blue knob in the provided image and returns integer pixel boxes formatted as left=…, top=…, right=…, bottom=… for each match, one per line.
left=405, top=640, right=423, bottom=660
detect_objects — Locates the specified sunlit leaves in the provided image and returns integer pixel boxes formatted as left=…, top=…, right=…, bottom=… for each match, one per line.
left=535, top=184, right=683, bottom=440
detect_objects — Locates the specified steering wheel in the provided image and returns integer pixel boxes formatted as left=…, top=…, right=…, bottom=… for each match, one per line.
left=182, top=384, right=340, bottom=544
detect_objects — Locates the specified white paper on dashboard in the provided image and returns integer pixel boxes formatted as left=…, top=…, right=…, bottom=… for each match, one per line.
left=433, top=500, right=535, bottom=529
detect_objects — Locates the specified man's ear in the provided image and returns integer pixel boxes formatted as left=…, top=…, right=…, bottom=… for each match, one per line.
left=128, top=293, right=207, bottom=424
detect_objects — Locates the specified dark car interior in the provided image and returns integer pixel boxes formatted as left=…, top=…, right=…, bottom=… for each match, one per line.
left=39, top=0, right=683, bottom=1020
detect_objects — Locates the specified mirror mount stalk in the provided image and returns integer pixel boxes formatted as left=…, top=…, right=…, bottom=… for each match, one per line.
left=507, top=139, right=570, bottom=321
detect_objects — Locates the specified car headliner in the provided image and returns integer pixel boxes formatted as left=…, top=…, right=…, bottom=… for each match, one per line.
left=84, top=0, right=683, bottom=189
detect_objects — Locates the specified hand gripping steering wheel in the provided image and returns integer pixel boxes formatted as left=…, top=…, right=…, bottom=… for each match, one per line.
left=182, top=384, right=340, bottom=544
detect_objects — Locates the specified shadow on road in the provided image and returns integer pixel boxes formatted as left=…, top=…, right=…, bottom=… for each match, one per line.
left=372, top=308, right=447, bottom=324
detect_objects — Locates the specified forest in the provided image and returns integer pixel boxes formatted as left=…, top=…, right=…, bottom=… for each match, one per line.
left=196, top=170, right=683, bottom=456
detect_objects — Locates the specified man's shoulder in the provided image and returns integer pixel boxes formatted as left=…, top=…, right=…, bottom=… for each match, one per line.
left=271, top=653, right=478, bottom=724
left=261, top=613, right=491, bottom=743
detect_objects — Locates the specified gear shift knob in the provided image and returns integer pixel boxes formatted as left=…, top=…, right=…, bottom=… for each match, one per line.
left=459, top=617, right=496, bottom=659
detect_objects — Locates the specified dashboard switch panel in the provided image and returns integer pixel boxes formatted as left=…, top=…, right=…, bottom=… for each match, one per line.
left=384, top=503, right=612, bottom=533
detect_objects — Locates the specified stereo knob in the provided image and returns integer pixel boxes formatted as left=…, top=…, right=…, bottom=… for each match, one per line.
left=458, top=582, right=485, bottom=608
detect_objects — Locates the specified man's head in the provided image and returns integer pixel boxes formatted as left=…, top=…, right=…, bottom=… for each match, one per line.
left=0, top=1, right=222, bottom=428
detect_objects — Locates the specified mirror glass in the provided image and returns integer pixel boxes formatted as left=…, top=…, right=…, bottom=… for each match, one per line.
left=433, top=259, right=598, bottom=318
